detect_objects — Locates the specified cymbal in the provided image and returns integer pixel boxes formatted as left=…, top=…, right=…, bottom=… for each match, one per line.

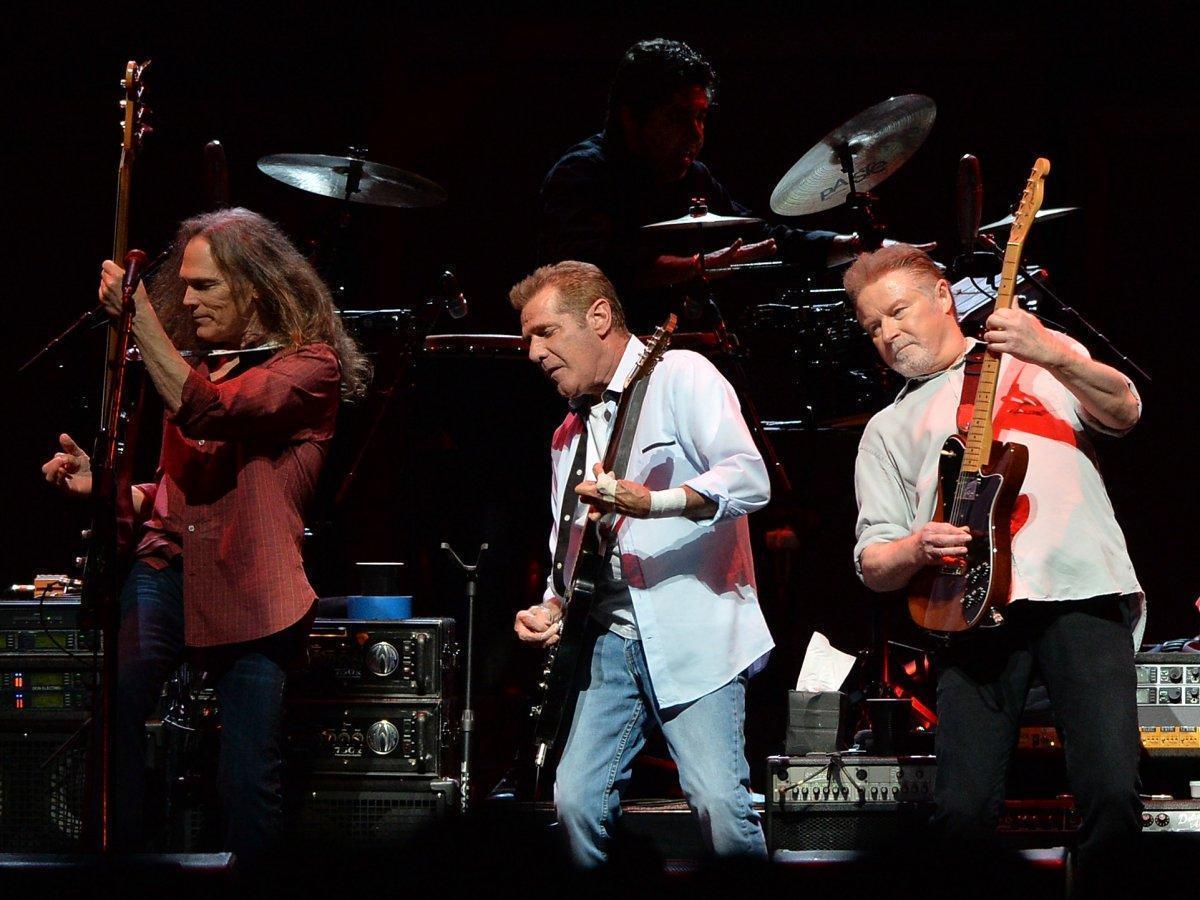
left=641, top=210, right=763, bottom=232
left=257, top=153, right=447, bottom=208
left=979, top=206, right=1078, bottom=233
left=770, top=94, right=937, bottom=216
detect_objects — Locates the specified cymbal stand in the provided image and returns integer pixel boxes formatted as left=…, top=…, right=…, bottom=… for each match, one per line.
left=687, top=205, right=793, bottom=495
left=833, top=143, right=888, bottom=251
left=442, top=541, right=488, bottom=813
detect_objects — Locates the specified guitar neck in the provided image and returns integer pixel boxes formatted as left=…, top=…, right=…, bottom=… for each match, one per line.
left=960, top=149, right=1048, bottom=473
left=99, top=153, right=134, bottom=428
left=960, top=239, right=1025, bottom=473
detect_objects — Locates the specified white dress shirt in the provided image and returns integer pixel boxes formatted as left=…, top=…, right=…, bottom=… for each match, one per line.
left=544, top=336, right=774, bottom=709
left=853, top=334, right=1144, bottom=640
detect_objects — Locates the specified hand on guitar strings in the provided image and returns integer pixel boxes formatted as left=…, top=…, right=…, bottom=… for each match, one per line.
left=41, top=433, right=92, bottom=497
left=514, top=597, right=564, bottom=646
left=575, top=463, right=652, bottom=521
left=912, top=521, right=972, bottom=567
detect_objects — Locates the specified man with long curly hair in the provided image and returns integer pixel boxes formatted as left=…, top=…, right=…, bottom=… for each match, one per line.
left=41, top=207, right=369, bottom=862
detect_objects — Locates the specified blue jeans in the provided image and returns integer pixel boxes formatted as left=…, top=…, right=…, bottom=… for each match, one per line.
left=115, top=560, right=296, bottom=863
left=554, top=624, right=766, bottom=867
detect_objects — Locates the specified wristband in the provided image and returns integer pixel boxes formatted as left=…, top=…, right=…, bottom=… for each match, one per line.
left=648, top=487, right=688, bottom=517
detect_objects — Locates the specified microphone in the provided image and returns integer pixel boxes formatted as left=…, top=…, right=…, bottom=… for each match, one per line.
left=204, top=140, right=231, bottom=210
left=951, top=154, right=997, bottom=280
left=441, top=270, right=468, bottom=320
left=956, top=153, right=982, bottom=257
left=121, top=249, right=150, bottom=303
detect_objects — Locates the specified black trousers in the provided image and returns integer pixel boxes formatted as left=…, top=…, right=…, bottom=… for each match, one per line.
left=932, top=595, right=1142, bottom=889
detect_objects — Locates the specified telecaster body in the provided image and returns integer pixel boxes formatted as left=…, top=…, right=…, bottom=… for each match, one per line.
left=908, top=434, right=1028, bottom=633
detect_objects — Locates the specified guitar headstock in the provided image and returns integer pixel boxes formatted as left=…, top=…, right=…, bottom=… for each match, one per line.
left=120, top=59, right=153, bottom=159
left=1008, top=157, right=1050, bottom=248
left=624, top=313, right=678, bottom=391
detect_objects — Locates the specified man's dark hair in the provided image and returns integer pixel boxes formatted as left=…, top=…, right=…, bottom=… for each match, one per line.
left=605, top=38, right=717, bottom=131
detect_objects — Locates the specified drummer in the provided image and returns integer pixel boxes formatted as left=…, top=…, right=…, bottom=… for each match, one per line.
left=537, top=38, right=861, bottom=329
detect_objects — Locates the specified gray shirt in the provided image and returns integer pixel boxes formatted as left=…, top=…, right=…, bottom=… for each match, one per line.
left=853, top=334, right=1144, bottom=639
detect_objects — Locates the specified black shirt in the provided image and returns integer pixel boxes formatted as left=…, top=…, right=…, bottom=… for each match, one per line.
left=537, top=131, right=835, bottom=329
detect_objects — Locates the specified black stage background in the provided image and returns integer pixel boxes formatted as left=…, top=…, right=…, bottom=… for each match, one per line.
left=4, top=3, right=1197, bottom=791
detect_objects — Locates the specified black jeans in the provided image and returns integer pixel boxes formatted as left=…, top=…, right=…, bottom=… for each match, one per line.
left=115, top=559, right=303, bottom=863
left=932, top=596, right=1142, bottom=889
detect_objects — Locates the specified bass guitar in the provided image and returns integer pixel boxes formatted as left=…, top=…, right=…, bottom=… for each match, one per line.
left=908, top=158, right=1049, bottom=634
left=80, top=59, right=151, bottom=851
left=531, top=315, right=677, bottom=774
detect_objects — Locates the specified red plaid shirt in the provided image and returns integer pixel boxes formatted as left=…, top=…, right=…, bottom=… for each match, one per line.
left=134, top=343, right=340, bottom=646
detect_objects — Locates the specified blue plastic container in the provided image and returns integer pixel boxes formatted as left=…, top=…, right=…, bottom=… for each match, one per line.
left=346, top=595, right=412, bottom=620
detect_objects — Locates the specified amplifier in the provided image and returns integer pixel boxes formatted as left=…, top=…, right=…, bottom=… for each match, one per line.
left=286, top=700, right=455, bottom=777
left=1136, top=653, right=1200, bottom=706
left=766, top=754, right=936, bottom=852
left=0, top=667, right=95, bottom=716
left=293, top=618, right=457, bottom=699
left=0, top=599, right=99, bottom=656
left=0, top=722, right=88, bottom=850
left=1140, top=799, right=1200, bottom=833
left=991, top=797, right=1200, bottom=836
left=285, top=776, right=459, bottom=849
left=1136, top=653, right=1200, bottom=754
left=768, top=754, right=937, bottom=806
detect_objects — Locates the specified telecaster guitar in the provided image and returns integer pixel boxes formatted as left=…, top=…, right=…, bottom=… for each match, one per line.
left=908, top=158, right=1049, bottom=634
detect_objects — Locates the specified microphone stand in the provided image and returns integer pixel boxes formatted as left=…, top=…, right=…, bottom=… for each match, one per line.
left=976, top=232, right=1152, bottom=384
left=17, top=247, right=171, bottom=374
left=441, top=541, right=488, bottom=814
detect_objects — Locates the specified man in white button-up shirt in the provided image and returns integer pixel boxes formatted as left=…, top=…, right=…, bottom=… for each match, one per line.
left=510, top=260, right=773, bottom=866
left=846, top=245, right=1143, bottom=893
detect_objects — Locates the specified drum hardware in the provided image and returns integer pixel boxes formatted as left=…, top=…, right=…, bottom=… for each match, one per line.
left=641, top=197, right=794, bottom=492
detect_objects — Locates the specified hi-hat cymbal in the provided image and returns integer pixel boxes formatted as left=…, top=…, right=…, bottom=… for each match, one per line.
left=770, top=94, right=937, bottom=216
left=641, top=209, right=763, bottom=231
left=979, top=206, right=1078, bottom=233
left=257, top=153, right=447, bottom=208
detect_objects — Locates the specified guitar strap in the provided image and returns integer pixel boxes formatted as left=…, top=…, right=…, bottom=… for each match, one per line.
left=956, top=344, right=988, bottom=435
left=551, top=377, right=651, bottom=596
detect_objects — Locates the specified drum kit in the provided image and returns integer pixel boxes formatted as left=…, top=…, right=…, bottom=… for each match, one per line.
left=252, top=95, right=1083, bottom=437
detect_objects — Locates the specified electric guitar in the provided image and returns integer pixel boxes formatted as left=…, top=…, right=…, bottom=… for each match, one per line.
left=531, top=315, right=677, bottom=772
left=907, top=158, right=1049, bottom=634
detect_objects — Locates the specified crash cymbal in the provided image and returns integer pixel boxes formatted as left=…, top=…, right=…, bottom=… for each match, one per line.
left=257, top=153, right=447, bottom=208
left=641, top=209, right=763, bottom=232
left=770, top=94, right=936, bottom=216
left=979, top=206, right=1078, bottom=233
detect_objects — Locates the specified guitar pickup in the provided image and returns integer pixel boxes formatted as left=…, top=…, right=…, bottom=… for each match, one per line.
left=960, top=480, right=979, bottom=501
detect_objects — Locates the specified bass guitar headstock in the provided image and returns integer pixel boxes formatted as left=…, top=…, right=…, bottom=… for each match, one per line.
left=120, top=59, right=153, bottom=160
